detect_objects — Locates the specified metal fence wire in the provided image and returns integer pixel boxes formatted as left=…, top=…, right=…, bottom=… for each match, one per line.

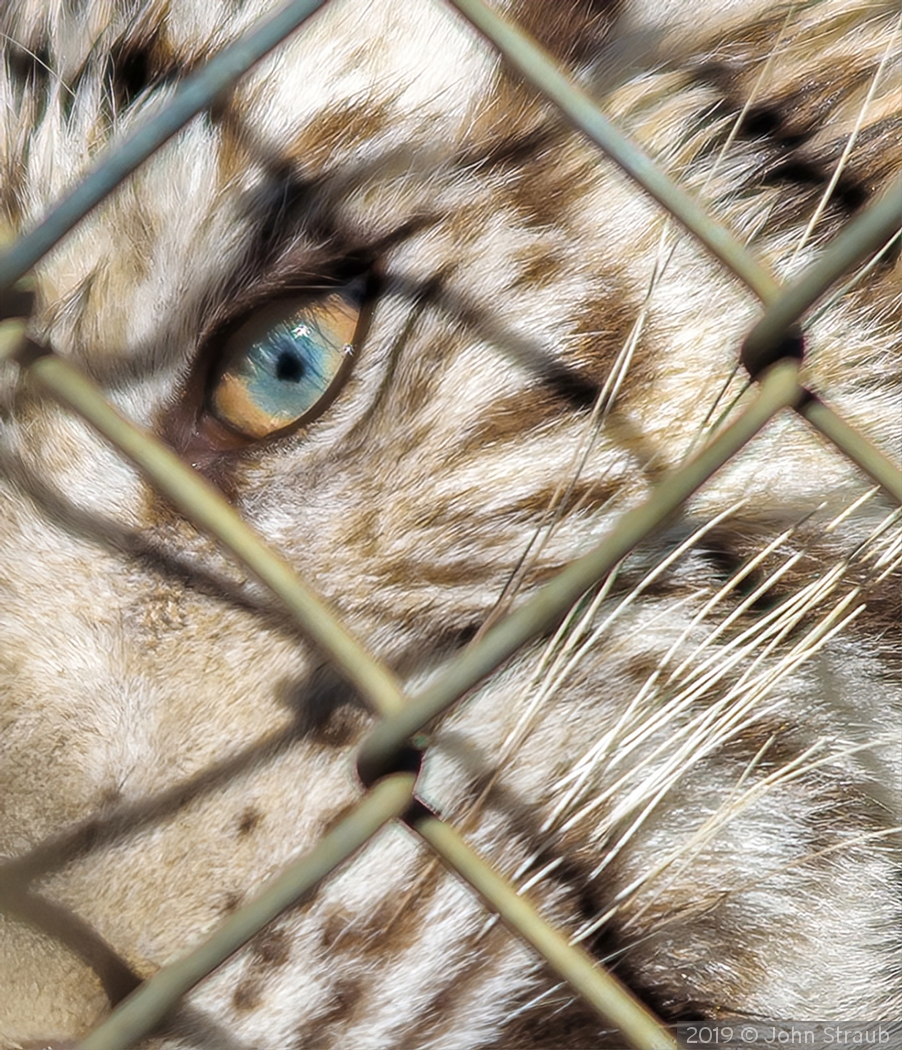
left=0, top=0, right=900, bottom=1048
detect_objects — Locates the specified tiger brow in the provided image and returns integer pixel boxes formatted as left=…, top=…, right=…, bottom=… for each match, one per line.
left=229, top=158, right=608, bottom=407
left=240, top=162, right=440, bottom=288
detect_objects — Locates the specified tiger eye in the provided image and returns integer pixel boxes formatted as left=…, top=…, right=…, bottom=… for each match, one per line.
left=209, top=291, right=360, bottom=440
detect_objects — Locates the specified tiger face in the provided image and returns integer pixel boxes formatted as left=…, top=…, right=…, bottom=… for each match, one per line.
left=0, top=1, right=899, bottom=1046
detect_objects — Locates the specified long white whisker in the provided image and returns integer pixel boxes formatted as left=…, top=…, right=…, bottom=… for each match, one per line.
left=790, top=11, right=902, bottom=263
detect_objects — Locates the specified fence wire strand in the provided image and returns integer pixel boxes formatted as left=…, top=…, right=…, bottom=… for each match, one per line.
left=356, top=359, right=805, bottom=787
left=78, top=773, right=418, bottom=1050
left=1, top=0, right=899, bottom=1048
left=0, top=0, right=332, bottom=296
left=23, top=345, right=407, bottom=720
left=742, top=172, right=902, bottom=373
left=411, top=812, right=679, bottom=1050
left=444, top=0, right=782, bottom=306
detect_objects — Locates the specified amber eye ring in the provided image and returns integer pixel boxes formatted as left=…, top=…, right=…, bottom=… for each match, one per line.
left=206, top=281, right=365, bottom=441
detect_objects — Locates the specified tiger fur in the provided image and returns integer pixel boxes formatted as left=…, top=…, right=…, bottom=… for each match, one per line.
left=0, top=0, right=900, bottom=1046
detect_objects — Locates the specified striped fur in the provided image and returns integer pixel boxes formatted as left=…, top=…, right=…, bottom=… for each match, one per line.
left=0, top=0, right=899, bottom=1046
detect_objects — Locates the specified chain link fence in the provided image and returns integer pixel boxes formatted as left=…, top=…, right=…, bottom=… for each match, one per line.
left=1, top=0, right=900, bottom=1048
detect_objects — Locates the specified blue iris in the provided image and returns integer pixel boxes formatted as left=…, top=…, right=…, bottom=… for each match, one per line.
left=210, top=289, right=359, bottom=438
left=240, top=320, right=335, bottom=420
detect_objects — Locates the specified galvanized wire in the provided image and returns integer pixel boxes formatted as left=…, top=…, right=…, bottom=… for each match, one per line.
left=742, top=173, right=902, bottom=374
left=357, top=359, right=804, bottom=786
left=13, top=345, right=685, bottom=1050
left=22, top=345, right=406, bottom=719
left=443, top=0, right=901, bottom=508
left=0, top=0, right=331, bottom=294
left=800, top=396, right=902, bottom=502
left=78, top=772, right=418, bottom=1050
left=411, top=811, right=680, bottom=1050
left=0, top=0, right=898, bottom=1048
left=72, top=769, right=678, bottom=1050
left=444, top=0, right=782, bottom=305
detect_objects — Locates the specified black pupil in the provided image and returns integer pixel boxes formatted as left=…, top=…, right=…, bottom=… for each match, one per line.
left=275, top=349, right=305, bottom=383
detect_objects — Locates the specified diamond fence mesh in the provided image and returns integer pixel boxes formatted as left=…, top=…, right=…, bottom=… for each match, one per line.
left=0, top=1, right=900, bottom=1048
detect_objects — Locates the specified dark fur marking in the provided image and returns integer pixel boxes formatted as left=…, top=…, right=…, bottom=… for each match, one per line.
left=320, top=906, right=354, bottom=950
left=459, top=386, right=572, bottom=453
left=251, top=927, right=291, bottom=969
left=543, top=363, right=601, bottom=408
left=292, top=979, right=365, bottom=1050
left=5, top=40, right=51, bottom=93
left=237, top=806, right=262, bottom=837
left=508, top=475, right=620, bottom=523
left=457, top=124, right=559, bottom=174
left=512, top=247, right=566, bottom=290
left=304, top=701, right=367, bottom=749
left=497, top=996, right=614, bottom=1050
left=739, top=104, right=783, bottom=140
left=108, top=42, right=153, bottom=110
left=509, top=0, right=623, bottom=65
left=570, top=284, right=651, bottom=395
left=697, top=49, right=888, bottom=233
left=219, top=890, right=244, bottom=914
left=106, top=23, right=185, bottom=114
left=286, top=99, right=393, bottom=174
left=232, top=976, right=263, bottom=1013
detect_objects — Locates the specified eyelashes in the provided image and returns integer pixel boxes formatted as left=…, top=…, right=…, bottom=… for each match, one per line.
left=203, top=279, right=366, bottom=443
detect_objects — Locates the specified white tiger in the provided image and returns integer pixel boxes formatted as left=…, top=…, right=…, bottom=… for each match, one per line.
left=0, top=0, right=899, bottom=1047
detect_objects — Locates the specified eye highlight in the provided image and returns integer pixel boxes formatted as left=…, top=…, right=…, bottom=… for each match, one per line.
left=207, top=286, right=362, bottom=440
